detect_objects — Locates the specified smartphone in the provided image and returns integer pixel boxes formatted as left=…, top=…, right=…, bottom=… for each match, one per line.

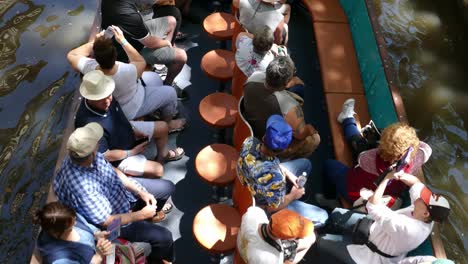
left=107, top=218, right=121, bottom=242
left=104, top=26, right=114, bottom=39
left=296, top=172, right=307, bottom=188
left=135, top=136, right=149, bottom=145
left=395, top=146, right=414, bottom=172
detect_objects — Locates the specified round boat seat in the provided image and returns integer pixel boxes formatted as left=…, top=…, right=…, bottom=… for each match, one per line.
left=199, top=92, right=238, bottom=128
left=203, top=12, right=236, bottom=41
left=201, top=49, right=235, bottom=82
left=195, top=144, right=237, bottom=186
left=193, top=204, right=241, bottom=254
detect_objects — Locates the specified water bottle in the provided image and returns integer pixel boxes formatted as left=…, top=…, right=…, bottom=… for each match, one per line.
left=297, top=172, right=307, bottom=188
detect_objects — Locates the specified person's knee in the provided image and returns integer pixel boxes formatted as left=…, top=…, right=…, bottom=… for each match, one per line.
left=159, top=179, right=176, bottom=198
left=167, top=16, right=177, bottom=31
left=174, top=48, right=187, bottom=64
left=145, top=161, right=164, bottom=177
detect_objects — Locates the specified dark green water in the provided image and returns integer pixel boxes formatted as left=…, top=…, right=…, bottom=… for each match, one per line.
left=374, top=0, right=467, bottom=263
left=0, top=1, right=97, bottom=262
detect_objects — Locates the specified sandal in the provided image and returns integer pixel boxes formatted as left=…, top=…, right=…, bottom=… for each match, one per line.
left=175, top=31, right=188, bottom=42
left=150, top=211, right=166, bottom=223
left=164, top=147, right=185, bottom=162
left=162, top=203, right=173, bottom=214
left=169, top=118, right=187, bottom=134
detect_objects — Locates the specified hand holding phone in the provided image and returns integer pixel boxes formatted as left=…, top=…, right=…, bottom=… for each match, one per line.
left=104, top=26, right=114, bottom=39
left=107, top=218, right=121, bottom=242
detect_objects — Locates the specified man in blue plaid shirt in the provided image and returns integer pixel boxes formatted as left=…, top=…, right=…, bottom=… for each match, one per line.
left=54, top=122, right=176, bottom=263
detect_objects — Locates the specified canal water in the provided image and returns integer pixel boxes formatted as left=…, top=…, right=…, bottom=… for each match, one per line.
left=374, top=0, right=467, bottom=262
left=0, top=0, right=97, bottom=262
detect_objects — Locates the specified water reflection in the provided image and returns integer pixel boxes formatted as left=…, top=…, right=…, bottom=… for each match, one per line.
left=374, top=0, right=468, bottom=262
left=0, top=0, right=97, bottom=262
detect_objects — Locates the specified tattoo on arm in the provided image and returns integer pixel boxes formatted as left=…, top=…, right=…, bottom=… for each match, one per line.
left=294, top=106, right=305, bottom=132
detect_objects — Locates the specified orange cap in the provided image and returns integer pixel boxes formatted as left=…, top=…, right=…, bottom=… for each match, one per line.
left=269, top=209, right=314, bottom=239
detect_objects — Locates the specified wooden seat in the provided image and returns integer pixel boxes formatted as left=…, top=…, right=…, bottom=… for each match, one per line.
left=199, top=93, right=238, bottom=128
left=203, top=12, right=237, bottom=41
left=233, top=248, right=246, bottom=264
left=193, top=204, right=241, bottom=254
left=324, top=93, right=370, bottom=167
left=195, top=144, right=237, bottom=186
left=233, top=97, right=253, bottom=151
left=232, top=176, right=253, bottom=216
left=231, top=64, right=247, bottom=100
left=201, top=49, right=235, bottom=82
left=302, top=0, right=348, bottom=23
left=314, top=22, right=364, bottom=94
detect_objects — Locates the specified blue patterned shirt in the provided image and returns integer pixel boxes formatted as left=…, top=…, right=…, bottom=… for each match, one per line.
left=237, top=137, right=286, bottom=208
left=54, top=153, right=144, bottom=225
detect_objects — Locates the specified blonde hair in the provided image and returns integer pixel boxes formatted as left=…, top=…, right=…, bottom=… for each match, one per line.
left=378, top=122, right=420, bottom=164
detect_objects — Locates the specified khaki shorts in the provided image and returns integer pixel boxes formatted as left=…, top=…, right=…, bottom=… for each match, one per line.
left=141, top=17, right=176, bottom=65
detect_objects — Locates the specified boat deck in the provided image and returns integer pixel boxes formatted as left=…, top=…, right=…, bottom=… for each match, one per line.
left=156, top=1, right=333, bottom=262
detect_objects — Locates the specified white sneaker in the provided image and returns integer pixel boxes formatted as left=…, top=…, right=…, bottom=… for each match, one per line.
left=315, top=193, right=339, bottom=209
left=337, top=98, right=356, bottom=123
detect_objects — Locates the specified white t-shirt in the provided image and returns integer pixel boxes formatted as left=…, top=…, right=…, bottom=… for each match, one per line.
left=238, top=0, right=284, bottom=34
left=237, top=207, right=283, bottom=264
left=77, top=57, right=144, bottom=119
left=235, top=35, right=288, bottom=77
left=348, top=183, right=433, bottom=264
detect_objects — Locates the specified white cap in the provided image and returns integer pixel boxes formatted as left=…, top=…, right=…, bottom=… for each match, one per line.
left=67, top=122, right=103, bottom=158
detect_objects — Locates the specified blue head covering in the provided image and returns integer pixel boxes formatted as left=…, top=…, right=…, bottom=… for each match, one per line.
left=265, top=115, right=292, bottom=151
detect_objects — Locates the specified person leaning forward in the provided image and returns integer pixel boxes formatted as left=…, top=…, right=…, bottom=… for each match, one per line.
left=75, top=70, right=185, bottom=179
left=54, top=123, right=176, bottom=263
left=243, top=56, right=320, bottom=160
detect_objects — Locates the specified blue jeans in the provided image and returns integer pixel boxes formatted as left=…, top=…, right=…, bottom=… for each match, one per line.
left=316, top=208, right=367, bottom=264
left=342, top=117, right=361, bottom=141
left=281, top=159, right=329, bottom=228
left=121, top=220, right=175, bottom=262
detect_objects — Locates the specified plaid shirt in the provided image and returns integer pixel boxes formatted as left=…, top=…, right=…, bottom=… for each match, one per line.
left=54, top=153, right=145, bottom=225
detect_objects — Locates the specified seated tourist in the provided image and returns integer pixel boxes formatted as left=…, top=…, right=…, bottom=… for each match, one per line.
left=55, top=123, right=175, bottom=263
left=237, top=115, right=328, bottom=227
left=234, top=0, right=291, bottom=45
left=318, top=99, right=432, bottom=205
left=75, top=71, right=185, bottom=178
left=101, top=0, right=187, bottom=89
left=235, top=27, right=288, bottom=77
left=35, top=201, right=113, bottom=264
left=67, top=26, right=185, bottom=132
left=317, top=170, right=450, bottom=264
left=237, top=207, right=316, bottom=264
left=243, top=56, right=320, bottom=160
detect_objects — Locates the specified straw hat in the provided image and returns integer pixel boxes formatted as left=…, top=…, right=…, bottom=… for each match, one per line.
left=67, top=122, right=103, bottom=158
left=79, top=70, right=115, bottom=100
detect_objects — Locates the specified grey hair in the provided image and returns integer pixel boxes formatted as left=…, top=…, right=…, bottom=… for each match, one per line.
left=253, top=26, right=274, bottom=55
left=266, top=56, right=295, bottom=89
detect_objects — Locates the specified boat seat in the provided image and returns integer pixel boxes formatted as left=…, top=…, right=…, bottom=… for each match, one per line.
left=199, top=92, right=238, bottom=128
left=324, top=93, right=370, bottom=168
left=232, top=175, right=254, bottom=216
left=195, top=144, right=237, bottom=187
left=193, top=204, right=241, bottom=255
left=233, top=97, right=253, bottom=151
left=233, top=248, right=246, bottom=264
left=314, top=22, right=364, bottom=94
left=231, top=64, right=247, bottom=100
left=203, top=12, right=237, bottom=41
left=201, top=49, right=235, bottom=82
left=302, top=0, right=348, bottom=23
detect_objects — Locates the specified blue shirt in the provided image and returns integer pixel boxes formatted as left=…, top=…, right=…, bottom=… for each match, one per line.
left=237, top=137, right=286, bottom=208
left=54, top=153, right=144, bottom=225
left=75, top=99, right=136, bottom=165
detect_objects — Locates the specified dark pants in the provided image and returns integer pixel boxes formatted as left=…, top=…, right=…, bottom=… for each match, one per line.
left=121, top=220, right=175, bottom=262
left=152, top=5, right=182, bottom=45
left=132, top=177, right=175, bottom=212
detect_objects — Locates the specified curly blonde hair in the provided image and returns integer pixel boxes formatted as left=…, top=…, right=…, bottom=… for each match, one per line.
left=378, top=122, right=420, bottom=164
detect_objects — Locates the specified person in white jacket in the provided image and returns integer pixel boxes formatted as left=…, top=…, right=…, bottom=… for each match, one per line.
left=316, top=170, right=450, bottom=264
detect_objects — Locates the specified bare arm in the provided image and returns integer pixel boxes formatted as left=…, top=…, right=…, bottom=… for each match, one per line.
left=368, top=170, right=395, bottom=205
left=284, top=106, right=317, bottom=140
left=67, top=41, right=94, bottom=71
left=103, top=141, right=149, bottom=162
left=111, top=26, right=146, bottom=78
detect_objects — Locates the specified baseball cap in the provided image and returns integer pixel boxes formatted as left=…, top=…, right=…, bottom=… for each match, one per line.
left=67, top=122, right=103, bottom=158
left=269, top=209, right=314, bottom=239
left=420, top=186, right=450, bottom=222
left=265, top=115, right=292, bottom=151
left=79, top=70, right=115, bottom=100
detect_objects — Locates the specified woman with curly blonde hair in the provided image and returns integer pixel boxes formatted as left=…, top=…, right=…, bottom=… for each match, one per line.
left=317, top=99, right=432, bottom=207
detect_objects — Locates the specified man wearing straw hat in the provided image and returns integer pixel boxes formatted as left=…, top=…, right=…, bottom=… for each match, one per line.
left=54, top=122, right=176, bottom=263
left=75, top=70, right=185, bottom=180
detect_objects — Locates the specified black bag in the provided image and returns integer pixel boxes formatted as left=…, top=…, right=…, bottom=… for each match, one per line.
left=352, top=218, right=374, bottom=245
